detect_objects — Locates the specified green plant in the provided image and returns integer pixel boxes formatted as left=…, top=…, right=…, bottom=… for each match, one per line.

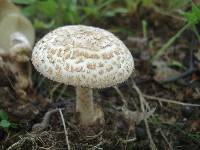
left=0, top=109, right=17, bottom=130
left=148, top=114, right=161, bottom=127
left=0, top=109, right=11, bottom=129
left=12, top=0, right=81, bottom=29
left=11, top=0, right=156, bottom=30
left=152, top=2, right=200, bottom=62
left=81, top=0, right=117, bottom=19
left=11, top=0, right=120, bottom=29
left=124, top=0, right=153, bottom=13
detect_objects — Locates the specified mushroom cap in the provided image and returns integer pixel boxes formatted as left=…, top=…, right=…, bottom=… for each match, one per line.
left=32, top=25, right=134, bottom=88
left=0, top=0, right=20, bottom=19
left=0, top=13, right=35, bottom=51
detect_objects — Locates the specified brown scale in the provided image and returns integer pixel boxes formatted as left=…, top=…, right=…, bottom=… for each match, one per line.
left=98, top=70, right=104, bottom=75
left=106, top=65, right=113, bottom=72
left=64, top=64, right=70, bottom=71
left=47, top=55, right=54, bottom=64
left=47, top=48, right=56, bottom=55
left=73, top=66, right=83, bottom=72
left=56, top=49, right=62, bottom=57
left=63, top=51, right=71, bottom=59
left=114, top=50, right=120, bottom=55
left=69, top=66, right=82, bottom=72
left=88, top=53, right=100, bottom=59
left=47, top=67, right=53, bottom=75
left=75, top=57, right=84, bottom=64
left=55, top=64, right=61, bottom=72
left=87, top=63, right=96, bottom=70
left=102, top=52, right=114, bottom=59
left=98, top=62, right=104, bottom=67
left=55, top=65, right=62, bottom=79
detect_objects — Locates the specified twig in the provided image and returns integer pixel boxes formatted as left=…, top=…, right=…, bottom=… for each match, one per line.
left=159, top=129, right=173, bottom=150
left=125, top=137, right=137, bottom=143
left=7, top=135, right=37, bottom=150
left=32, top=109, right=62, bottom=132
left=49, top=83, right=61, bottom=99
left=131, top=78, right=151, bottom=110
left=35, top=77, right=45, bottom=91
left=59, top=109, right=70, bottom=150
left=91, top=141, right=103, bottom=150
left=132, top=81, right=157, bottom=150
left=113, top=86, right=127, bottom=106
left=7, top=137, right=28, bottom=150
left=143, top=94, right=200, bottom=107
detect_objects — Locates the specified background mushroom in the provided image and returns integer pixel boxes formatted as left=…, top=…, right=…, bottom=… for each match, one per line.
left=0, top=0, right=35, bottom=97
left=32, top=25, right=134, bottom=126
left=0, top=14, right=35, bottom=54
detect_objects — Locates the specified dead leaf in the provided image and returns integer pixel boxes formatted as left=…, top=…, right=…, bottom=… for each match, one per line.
left=122, top=106, right=156, bottom=127
left=153, top=60, right=181, bottom=82
left=190, top=120, right=200, bottom=131
left=160, top=115, right=176, bottom=125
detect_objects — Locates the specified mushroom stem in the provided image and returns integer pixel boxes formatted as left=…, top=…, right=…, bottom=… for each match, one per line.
left=76, top=86, right=95, bottom=125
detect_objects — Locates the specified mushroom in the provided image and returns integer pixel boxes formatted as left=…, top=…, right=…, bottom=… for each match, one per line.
left=0, top=0, right=35, bottom=53
left=0, top=0, right=20, bottom=19
left=0, top=14, right=35, bottom=53
left=0, top=0, right=35, bottom=101
left=31, top=25, right=134, bottom=126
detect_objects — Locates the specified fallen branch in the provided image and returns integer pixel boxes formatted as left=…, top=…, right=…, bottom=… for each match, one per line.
left=143, top=94, right=200, bottom=107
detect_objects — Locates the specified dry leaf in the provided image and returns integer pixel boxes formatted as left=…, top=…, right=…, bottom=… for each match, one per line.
left=190, top=120, right=200, bottom=131
left=122, top=106, right=156, bottom=126
left=153, top=60, right=181, bottom=82
left=160, top=115, right=176, bottom=125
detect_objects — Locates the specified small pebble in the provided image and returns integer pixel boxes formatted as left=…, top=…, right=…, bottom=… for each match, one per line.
left=181, top=106, right=193, bottom=118
left=135, top=127, right=146, bottom=140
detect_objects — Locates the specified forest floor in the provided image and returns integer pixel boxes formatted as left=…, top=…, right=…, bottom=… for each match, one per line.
left=0, top=3, right=200, bottom=150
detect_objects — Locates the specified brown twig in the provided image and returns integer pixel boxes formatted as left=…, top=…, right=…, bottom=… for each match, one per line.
left=32, top=109, right=62, bottom=132
left=113, top=86, right=127, bottom=106
left=132, top=81, right=157, bottom=150
left=143, top=94, right=200, bottom=107
left=159, top=129, right=173, bottom=150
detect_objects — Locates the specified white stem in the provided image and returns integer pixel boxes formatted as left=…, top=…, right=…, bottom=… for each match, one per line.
left=76, top=87, right=95, bottom=125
